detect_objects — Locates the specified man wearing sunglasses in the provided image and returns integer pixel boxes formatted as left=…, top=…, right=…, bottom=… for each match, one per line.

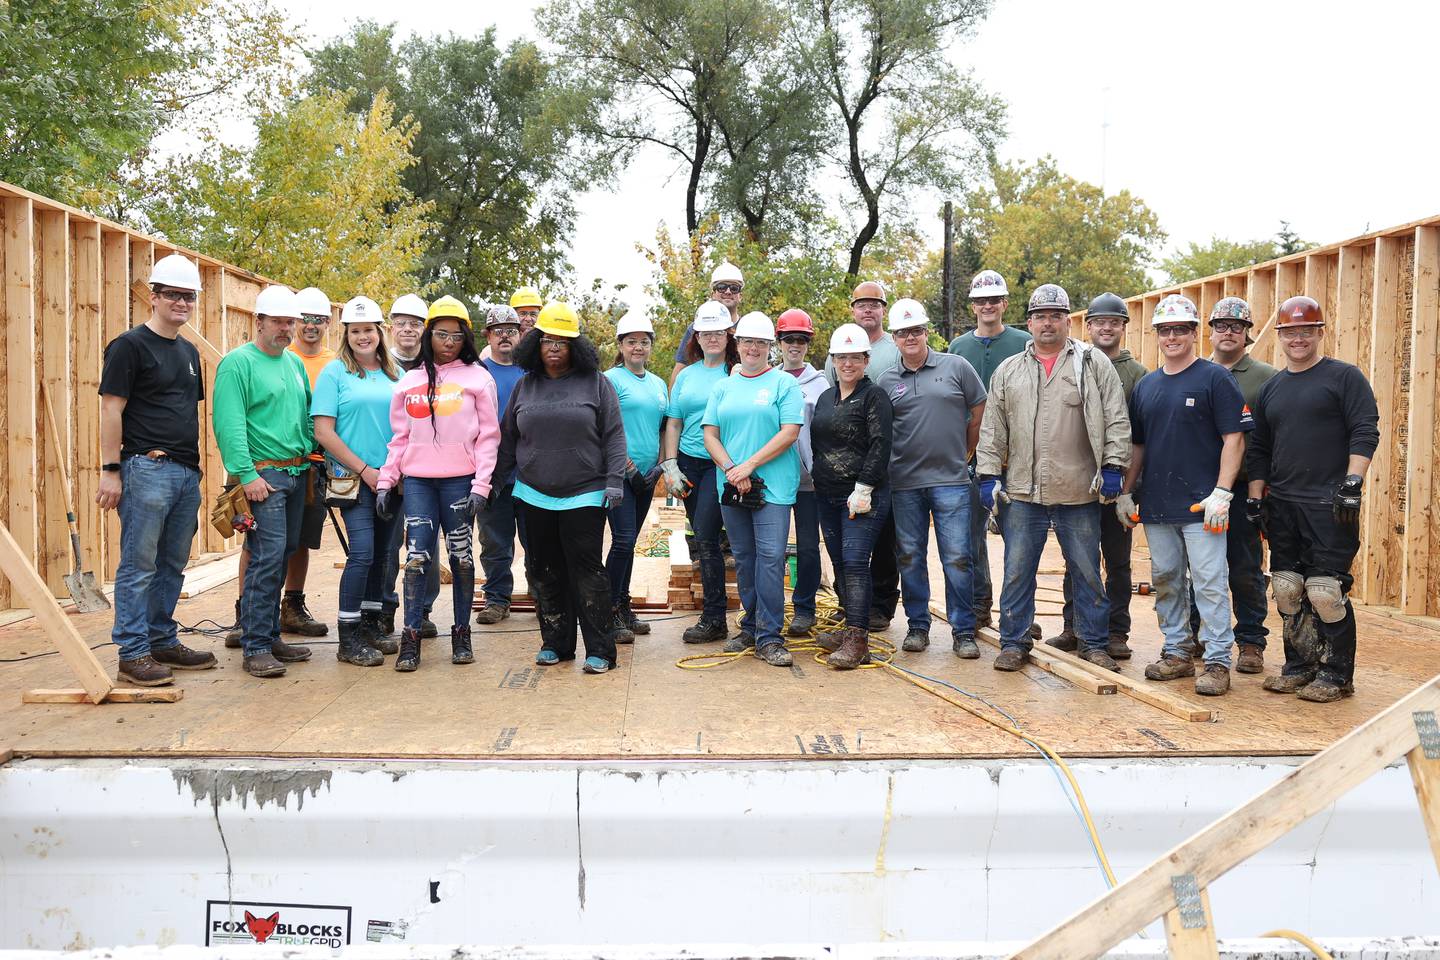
left=669, top=261, right=744, bottom=384
left=476, top=305, right=528, bottom=625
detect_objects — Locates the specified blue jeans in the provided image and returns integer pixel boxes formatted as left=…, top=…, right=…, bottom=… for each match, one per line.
left=1148, top=522, right=1234, bottom=667
left=678, top=453, right=726, bottom=622
left=400, top=475, right=476, bottom=630
left=479, top=482, right=526, bottom=607
left=893, top=484, right=976, bottom=637
left=999, top=500, right=1108, bottom=652
left=384, top=524, right=439, bottom=617
left=339, top=485, right=399, bottom=617
left=722, top=501, right=791, bottom=649
left=816, top=488, right=892, bottom=629
left=110, top=456, right=202, bottom=660
left=790, top=491, right=820, bottom=617
left=969, top=466, right=1008, bottom=618
left=1187, top=501, right=1270, bottom=649
left=606, top=479, right=654, bottom=604
left=239, top=468, right=306, bottom=656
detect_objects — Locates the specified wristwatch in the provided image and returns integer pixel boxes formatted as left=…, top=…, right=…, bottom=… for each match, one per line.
left=102, top=462, right=121, bottom=473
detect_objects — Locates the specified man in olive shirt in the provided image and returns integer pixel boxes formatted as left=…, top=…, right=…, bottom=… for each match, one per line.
left=213, top=286, right=317, bottom=678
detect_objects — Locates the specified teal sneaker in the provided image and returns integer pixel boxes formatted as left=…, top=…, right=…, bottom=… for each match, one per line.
left=582, top=656, right=610, bottom=674
left=535, top=649, right=560, bottom=666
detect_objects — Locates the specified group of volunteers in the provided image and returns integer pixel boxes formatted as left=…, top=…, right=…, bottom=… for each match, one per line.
left=98, top=251, right=1379, bottom=704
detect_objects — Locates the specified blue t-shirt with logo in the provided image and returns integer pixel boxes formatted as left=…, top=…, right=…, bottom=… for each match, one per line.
left=1129, top=358, right=1253, bottom=524
left=310, top=358, right=399, bottom=469
left=482, top=358, right=525, bottom=417
left=667, top=360, right=729, bottom=458
left=605, top=366, right=669, bottom=474
left=702, top=367, right=806, bottom=505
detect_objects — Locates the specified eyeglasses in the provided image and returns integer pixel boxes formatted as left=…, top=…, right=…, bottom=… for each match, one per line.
left=1087, top=318, right=1125, bottom=329
left=1210, top=321, right=1248, bottom=334
left=712, top=283, right=742, bottom=295
left=972, top=296, right=1005, bottom=307
left=779, top=335, right=811, bottom=345
left=735, top=337, right=770, bottom=348
left=1155, top=324, right=1196, bottom=338
left=1277, top=326, right=1321, bottom=339
left=696, top=329, right=728, bottom=339
left=893, top=326, right=929, bottom=340
left=156, top=289, right=197, bottom=304
left=540, top=336, right=571, bottom=348
left=391, top=318, right=424, bottom=329
left=431, top=330, right=466, bottom=343
left=832, top=354, right=867, bottom=364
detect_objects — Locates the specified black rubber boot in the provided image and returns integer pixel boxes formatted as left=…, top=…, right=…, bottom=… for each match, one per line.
left=363, top=609, right=398, bottom=655
left=395, top=627, right=422, bottom=672
left=451, top=624, right=474, bottom=665
left=620, top=598, right=649, bottom=635
left=379, top=601, right=397, bottom=637
left=336, top=620, right=383, bottom=667
left=612, top=605, right=636, bottom=645
left=225, top=597, right=242, bottom=649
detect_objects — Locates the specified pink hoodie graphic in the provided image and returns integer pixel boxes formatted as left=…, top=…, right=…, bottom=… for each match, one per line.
left=379, top=359, right=500, bottom=496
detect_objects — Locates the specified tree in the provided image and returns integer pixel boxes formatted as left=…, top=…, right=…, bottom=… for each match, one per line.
left=788, top=0, right=1006, bottom=277
left=145, top=89, right=433, bottom=299
left=308, top=23, right=607, bottom=300
left=1275, top=220, right=1313, bottom=256
left=970, top=157, right=1165, bottom=326
left=1161, top=222, right=1316, bottom=284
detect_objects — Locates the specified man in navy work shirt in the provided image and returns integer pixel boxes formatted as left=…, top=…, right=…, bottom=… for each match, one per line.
left=1122, top=294, right=1250, bottom=697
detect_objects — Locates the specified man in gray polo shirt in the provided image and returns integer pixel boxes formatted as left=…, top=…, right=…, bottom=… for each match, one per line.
left=876, top=298, right=987, bottom=657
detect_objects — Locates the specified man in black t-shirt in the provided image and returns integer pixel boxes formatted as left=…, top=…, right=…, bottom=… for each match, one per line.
left=98, top=254, right=216, bottom=686
left=1245, top=296, right=1379, bottom=703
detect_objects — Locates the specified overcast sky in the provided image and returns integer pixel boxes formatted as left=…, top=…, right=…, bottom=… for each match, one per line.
left=277, top=0, right=1439, bottom=299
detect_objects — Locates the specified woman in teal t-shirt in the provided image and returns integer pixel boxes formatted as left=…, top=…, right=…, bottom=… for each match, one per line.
left=702, top=311, right=804, bottom=665
left=660, top=301, right=737, bottom=645
left=603, top=313, right=669, bottom=643
left=311, top=296, right=400, bottom=668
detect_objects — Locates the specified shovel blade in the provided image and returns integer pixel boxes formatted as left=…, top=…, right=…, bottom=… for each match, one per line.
left=65, top=572, right=111, bottom=613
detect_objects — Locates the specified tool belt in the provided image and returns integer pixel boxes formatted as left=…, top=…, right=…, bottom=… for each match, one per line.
left=253, top=455, right=310, bottom=470
left=209, top=483, right=254, bottom=539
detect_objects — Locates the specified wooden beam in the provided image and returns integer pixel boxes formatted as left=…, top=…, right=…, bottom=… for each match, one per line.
left=1162, top=885, right=1220, bottom=960
left=1407, top=735, right=1440, bottom=877
left=1009, top=676, right=1440, bottom=960
left=1139, top=295, right=1160, bottom=370
left=0, top=519, right=112, bottom=703
left=1245, top=268, right=1275, bottom=367
left=71, top=220, right=103, bottom=584
left=23, top=688, right=182, bottom=704
left=37, top=209, right=71, bottom=596
left=1363, top=235, right=1404, bottom=606
left=967, top=622, right=1118, bottom=696
left=1334, top=243, right=1365, bottom=368
left=4, top=197, right=38, bottom=593
left=1271, top=260, right=1305, bottom=367
left=1404, top=226, right=1440, bottom=615
left=1306, top=252, right=1336, bottom=359
left=99, top=230, right=129, bottom=581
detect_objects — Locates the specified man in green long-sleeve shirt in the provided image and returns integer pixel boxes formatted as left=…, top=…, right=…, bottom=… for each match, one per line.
left=212, top=285, right=316, bottom=678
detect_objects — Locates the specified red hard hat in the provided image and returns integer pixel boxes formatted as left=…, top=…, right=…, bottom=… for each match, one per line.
left=1275, top=295, right=1324, bottom=327
left=776, top=308, right=814, bottom=335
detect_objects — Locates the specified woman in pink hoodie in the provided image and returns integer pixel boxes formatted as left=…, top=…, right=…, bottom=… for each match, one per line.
left=377, top=296, right=499, bottom=672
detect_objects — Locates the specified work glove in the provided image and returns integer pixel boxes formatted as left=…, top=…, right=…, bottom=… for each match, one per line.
left=455, top=493, right=488, bottom=520
left=660, top=458, right=690, bottom=499
left=1115, top=493, right=1139, bottom=530
left=1333, top=474, right=1363, bottom=528
left=375, top=487, right=396, bottom=521
left=1245, top=497, right=1267, bottom=538
left=978, top=475, right=1005, bottom=513
left=1189, top=487, right=1233, bottom=534
left=604, top=487, right=624, bottom=510
left=1099, top=466, right=1123, bottom=503
left=847, top=482, right=874, bottom=517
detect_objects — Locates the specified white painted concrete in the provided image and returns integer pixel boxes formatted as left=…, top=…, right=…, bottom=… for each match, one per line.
left=0, top=757, right=1435, bottom=950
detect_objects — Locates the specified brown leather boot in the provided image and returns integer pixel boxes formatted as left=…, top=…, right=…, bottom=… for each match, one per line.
left=117, top=655, right=174, bottom=686
left=827, top=627, right=871, bottom=670
left=1045, top=629, right=1079, bottom=652
left=1263, top=671, right=1317, bottom=694
left=280, top=591, right=329, bottom=636
left=1235, top=644, right=1264, bottom=674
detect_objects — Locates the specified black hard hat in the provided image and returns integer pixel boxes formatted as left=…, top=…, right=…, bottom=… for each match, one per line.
left=1085, top=292, right=1129, bottom=321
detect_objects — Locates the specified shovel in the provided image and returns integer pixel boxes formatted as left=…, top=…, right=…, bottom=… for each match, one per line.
left=41, top=383, right=111, bottom=612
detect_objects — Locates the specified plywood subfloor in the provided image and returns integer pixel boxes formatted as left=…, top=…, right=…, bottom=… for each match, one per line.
left=1, top=527, right=1437, bottom=761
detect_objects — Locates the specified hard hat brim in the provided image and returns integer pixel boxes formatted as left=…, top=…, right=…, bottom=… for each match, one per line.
left=536, top=324, right=579, bottom=338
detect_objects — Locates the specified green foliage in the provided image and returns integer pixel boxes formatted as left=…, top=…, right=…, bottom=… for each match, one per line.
left=1160, top=221, right=1316, bottom=284
left=307, top=22, right=610, bottom=301
left=967, top=157, right=1165, bottom=326
left=145, top=89, right=433, bottom=299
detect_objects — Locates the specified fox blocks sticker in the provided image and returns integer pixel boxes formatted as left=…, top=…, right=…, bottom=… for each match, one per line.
left=206, top=900, right=351, bottom=946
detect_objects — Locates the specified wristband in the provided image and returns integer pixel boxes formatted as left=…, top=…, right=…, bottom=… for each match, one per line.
left=102, top=462, right=121, bottom=473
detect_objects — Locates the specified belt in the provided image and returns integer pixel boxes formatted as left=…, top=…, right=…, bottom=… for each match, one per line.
left=253, top=455, right=310, bottom=470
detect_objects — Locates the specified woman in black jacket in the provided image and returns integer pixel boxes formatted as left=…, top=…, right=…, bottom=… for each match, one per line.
left=810, top=323, right=894, bottom=669
left=492, top=303, right=628, bottom=674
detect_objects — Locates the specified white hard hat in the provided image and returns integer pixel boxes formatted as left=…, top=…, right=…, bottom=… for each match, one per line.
left=969, top=269, right=1008, bottom=299
left=887, top=297, right=928, bottom=332
left=1027, top=283, right=1072, bottom=315
left=389, top=293, right=427, bottom=320
left=615, top=311, right=655, bottom=338
left=255, top=285, right=302, bottom=319
left=1152, top=293, right=1200, bottom=326
left=484, top=304, right=520, bottom=328
left=295, top=287, right=331, bottom=317
left=710, top=261, right=744, bottom=286
left=693, top=300, right=734, bottom=331
left=340, top=295, right=382, bottom=324
left=148, top=253, right=202, bottom=292
left=734, top=311, right=775, bottom=340
left=828, top=323, right=870, bottom=354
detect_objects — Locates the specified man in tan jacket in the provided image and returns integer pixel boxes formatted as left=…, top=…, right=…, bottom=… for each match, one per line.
left=975, top=283, right=1132, bottom=672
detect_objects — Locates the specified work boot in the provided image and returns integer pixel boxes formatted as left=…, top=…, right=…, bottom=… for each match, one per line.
left=868, top=610, right=892, bottom=632
left=1235, top=644, right=1264, bottom=674
left=682, top=618, right=727, bottom=644
left=1028, top=623, right=1043, bottom=641
left=723, top=630, right=756, bottom=653
left=362, top=610, right=398, bottom=656
left=993, top=648, right=1028, bottom=672
left=611, top=605, right=635, bottom=645
left=952, top=635, right=980, bottom=659
left=1144, top=655, right=1196, bottom=681
left=380, top=601, right=397, bottom=637
left=1045, top=629, right=1079, bottom=652
left=787, top=611, right=817, bottom=636
left=827, top=627, right=871, bottom=670
left=619, top=599, right=650, bottom=636
left=117, top=655, right=175, bottom=686
left=1179, top=634, right=1204, bottom=660
left=268, top=634, right=312, bottom=661
left=1296, top=678, right=1354, bottom=703
left=1078, top=647, right=1120, bottom=672
left=336, top=621, right=383, bottom=667
left=450, top=624, right=474, bottom=665
left=1107, top=635, right=1133, bottom=660
left=151, top=642, right=217, bottom=670
left=815, top=628, right=847, bottom=652
left=474, top=603, right=510, bottom=625
left=1195, top=664, right=1231, bottom=696
left=243, top=652, right=286, bottom=678
left=419, top=616, right=438, bottom=639
left=280, top=591, right=329, bottom=636
left=225, top=597, right=242, bottom=648
left=974, top=607, right=993, bottom=630
left=901, top=628, right=929, bottom=652
left=1263, top=671, right=1317, bottom=694
left=394, top=627, right=422, bottom=672
left=756, top=642, right=792, bottom=667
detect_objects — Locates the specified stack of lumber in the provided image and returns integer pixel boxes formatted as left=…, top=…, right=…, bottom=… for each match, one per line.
left=666, top=529, right=740, bottom=611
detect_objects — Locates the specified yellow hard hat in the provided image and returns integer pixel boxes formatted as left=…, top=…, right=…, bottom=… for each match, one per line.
left=536, top=301, right=580, bottom=338
left=509, top=286, right=543, bottom=309
left=428, top=295, right=470, bottom=323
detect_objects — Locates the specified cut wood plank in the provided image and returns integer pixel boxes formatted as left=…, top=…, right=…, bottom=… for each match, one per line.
left=23, top=687, right=183, bottom=704
left=970, top=624, right=1116, bottom=696
left=1038, top=641, right=1214, bottom=723
left=1162, top=885, right=1219, bottom=960
left=177, top=552, right=241, bottom=598
left=1407, top=740, right=1440, bottom=876
left=4, top=197, right=39, bottom=603
left=1405, top=225, right=1440, bottom=614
